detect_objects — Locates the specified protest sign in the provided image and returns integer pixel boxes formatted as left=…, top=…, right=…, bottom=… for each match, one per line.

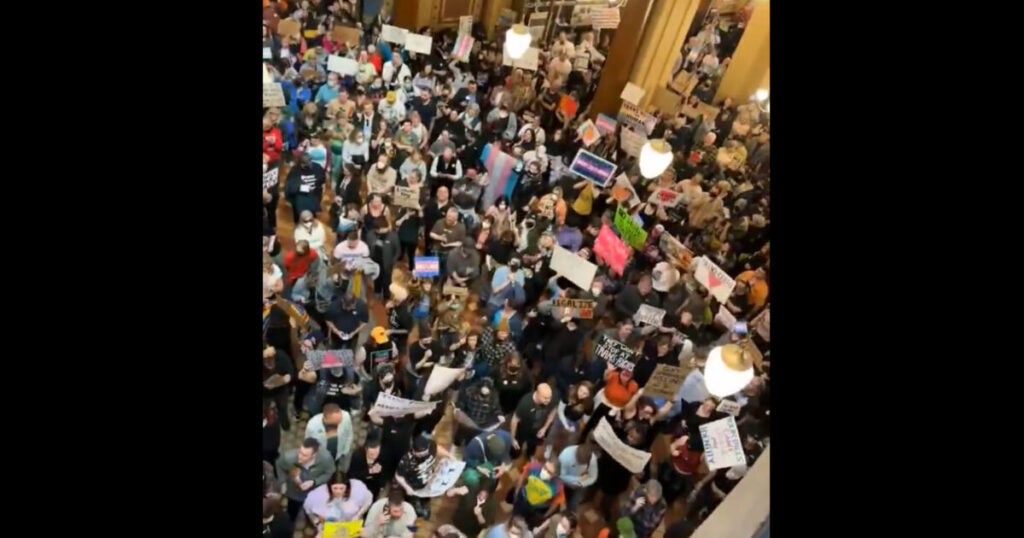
left=633, top=304, right=666, bottom=326
left=501, top=46, right=540, bottom=71
left=593, top=224, right=629, bottom=275
left=404, top=33, right=433, bottom=54
left=693, top=256, right=736, bottom=303
left=699, top=416, right=747, bottom=470
left=658, top=233, right=693, bottom=269
left=619, top=126, right=646, bottom=157
left=594, top=334, right=636, bottom=371
left=716, top=399, right=742, bottom=416
left=452, top=34, right=474, bottom=62
left=644, top=364, right=687, bottom=399
left=424, top=366, right=465, bottom=396
left=327, top=55, right=359, bottom=76
left=648, top=187, right=682, bottom=208
left=570, top=6, right=592, bottom=26
left=613, top=205, right=648, bottom=250
left=594, top=417, right=651, bottom=473
left=381, top=25, right=408, bottom=44
left=714, top=305, right=738, bottom=331
left=263, top=167, right=280, bottom=190
left=574, top=55, right=590, bottom=71
left=263, top=46, right=272, bottom=60
left=590, top=7, right=622, bottom=29
left=611, top=173, right=642, bottom=209
left=550, top=244, right=598, bottom=290
left=595, top=113, right=617, bottom=135
left=442, top=285, right=469, bottom=298
left=323, top=520, right=363, bottom=538
left=568, top=149, right=617, bottom=187
left=263, top=83, right=285, bottom=108
left=277, top=19, right=300, bottom=39
left=750, top=307, right=770, bottom=342
left=304, top=349, right=355, bottom=369
left=618, top=102, right=657, bottom=135
left=670, top=70, right=699, bottom=96
left=651, top=87, right=682, bottom=115
left=620, top=82, right=645, bottom=105
left=413, top=256, right=440, bottom=277
left=370, top=392, right=438, bottom=418
left=411, top=459, right=467, bottom=497
left=331, top=25, right=362, bottom=46
left=551, top=298, right=596, bottom=319
left=696, top=101, right=720, bottom=121
left=393, top=185, right=421, bottom=209
left=577, top=119, right=601, bottom=147
left=559, top=94, right=579, bottom=117
left=459, top=15, right=473, bottom=35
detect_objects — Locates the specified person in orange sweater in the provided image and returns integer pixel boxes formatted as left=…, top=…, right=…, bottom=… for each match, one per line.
left=579, top=366, right=640, bottom=442
left=263, top=116, right=283, bottom=167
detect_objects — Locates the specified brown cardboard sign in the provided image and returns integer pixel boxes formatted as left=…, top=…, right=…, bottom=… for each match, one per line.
left=277, top=19, right=300, bottom=39
left=332, top=25, right=362, bottom=46
left=644, top=363, right=686, bottom=399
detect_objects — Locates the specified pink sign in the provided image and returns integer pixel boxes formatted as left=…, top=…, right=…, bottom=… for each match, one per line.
left=593, top=223, right=630, bottom=275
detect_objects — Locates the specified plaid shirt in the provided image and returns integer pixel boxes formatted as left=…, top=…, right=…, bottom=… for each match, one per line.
left=620, top=490, right=667, bottom=538
left=479, top=326, right=516, bottom=369
left=458, top=386, right=501, bottom=427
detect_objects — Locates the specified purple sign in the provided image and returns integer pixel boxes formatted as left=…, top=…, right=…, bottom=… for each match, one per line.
left=568, top=149, right=617, bottom=187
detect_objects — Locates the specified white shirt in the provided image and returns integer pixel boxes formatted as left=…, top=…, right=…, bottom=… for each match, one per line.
left=333, top=241, right=370, bottom=264
left=294, top=222, right=327, bottom=253
left=382, top=61, right=412, bottom=87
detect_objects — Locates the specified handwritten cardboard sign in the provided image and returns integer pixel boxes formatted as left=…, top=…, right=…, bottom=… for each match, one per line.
left=750, top=307, right=770, bottom=342
left=594, top=417, right=651, bottom=473
left=594, top=333, right=636, bottom=371
left=550, top=244, right=598, bottom=290
left=392, top=185, right=421, bottom=209
left=619, top=102, right=657, bottom=136
left=714, top=305, right=738, bottom=331
left=648, top=187, right=682, bottom=208
left=716, top=399, right=742, bottom=416
left=670, top=70, right=699, bottom=96
left=614, top=205, right=648, bottom=250
left=651, top=87, right=682, bottom=115
left=577, top=119, right=601, bottom=147
left=593, top=223, right=630, bottom=276
left=370, top=392, right=438, bottom=418
left=620, top=82, right=645, bottom=105
left=381, top=25, right=408, bottom=44
left=442, top=285, right=469, bottom=298
left=552, top=298, right=596, bottom=319
left=693, top=255, right=736, bottom=303
left=277, top=19, right=300, bottom=39
left=633, top=304, right=666, bottom=326
left=331, top=25, right=362, bottom=46
left=658, top=233, right=693, bottom=269
left=327, top=55, right=359, bottom=76
left=404, top=32, right=433, bottom=55
left=619, top=126, right=646, bottom=158
left=459, top=15, right=473, bottom=36
left=699, top=416, right=746, bottom=470
left=263, top=82, right=286, bottom=108
left=590, top=7, right=622, bottom=29
left=574, top=55, right=590, bottom=71
left=644, top=364, right=687, bottom=399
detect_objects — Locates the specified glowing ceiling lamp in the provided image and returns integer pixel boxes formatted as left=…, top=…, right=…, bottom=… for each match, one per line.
left=754, top=88, right=770, bottom=102
left=505, top=24, right=532, bottom=59
left=639, top=139, right=673, bottom=179
left=704, top=344, right=755, bottom=397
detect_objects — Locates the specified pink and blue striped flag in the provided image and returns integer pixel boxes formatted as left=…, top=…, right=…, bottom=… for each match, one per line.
left=481, top=143, right=518, bottom=207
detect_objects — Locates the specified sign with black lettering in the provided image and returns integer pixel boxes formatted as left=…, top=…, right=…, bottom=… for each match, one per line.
left=593, top=333, right=636, bottom=371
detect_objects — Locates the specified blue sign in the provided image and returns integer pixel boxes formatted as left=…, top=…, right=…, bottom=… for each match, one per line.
left=413, top=256, right=440, bottom=277
left=568, top=149, right=617, bottom=187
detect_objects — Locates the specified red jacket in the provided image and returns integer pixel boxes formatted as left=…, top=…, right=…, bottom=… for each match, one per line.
left=283, top=249, right=318, bottom=284
left=369, top=53, right=383, bottom=74
left=263, top=127, right=283, bottom=164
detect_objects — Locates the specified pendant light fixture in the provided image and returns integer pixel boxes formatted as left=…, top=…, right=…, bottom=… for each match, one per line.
left=639, top=139, right=673, bottom=179
left=505, top=24, right=532, bottom=59
left=704, top=344, right=755, bottom=397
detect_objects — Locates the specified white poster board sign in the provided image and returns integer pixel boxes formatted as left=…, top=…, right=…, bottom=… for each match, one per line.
left=716, top=399, right=742, bottom=416
left=369, top=392, right=438, bottom=418
left=699, top=416, right=747, bottom=470
left=590, top=7, right=621, bottom=30
left=424, top=366, right=465, bottom=396
left=550, top=245, right=598, bottom=290
left=619, top=127, right=647, bottom=157
left=714, top=305, right=737, bottom=331
left=381, top=25, right=408, bottom=44
left=633, top=304, right=666, bottom=326
left=693, top=256, right=737, bottom=304
left=263, top=82, right=285, bottom=108
left=404, top=33, right=433, bottom=55
left=327, top=55, right=359, bottom=76
left=412, top=459, right=467, bottom=497
left=620, top=82, right=645, bottom=105
left=593, top=417, right=651, bottom=474
left=502, top=46, right=540, bottom=71
left=459, top=15, right=473, bottom=36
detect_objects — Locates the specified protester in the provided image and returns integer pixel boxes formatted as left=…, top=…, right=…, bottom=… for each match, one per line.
left=276, top=438, right=337, bottom=523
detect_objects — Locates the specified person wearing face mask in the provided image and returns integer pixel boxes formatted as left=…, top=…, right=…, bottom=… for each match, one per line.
left=366, top=155, right=397, bottom=197
left=341, top=129, right=369, bottom=171
left=348, top=433, right=387, bottom=497
left=284, top=152, right=327, bottom=223
left=510, top=456, right=565, bottom=528
left=454, top=378, right=504, bottom=445
left=395, top=434, right=452, bottom=518
left=363, top=363, right=415, bottom=479
left=315, top=72, right=342, bottom=104
left=382, top=54, right=412, bottom=89
left=533, top=510, right=577, bottom=538
left=378, top=90, right=406, bottom=129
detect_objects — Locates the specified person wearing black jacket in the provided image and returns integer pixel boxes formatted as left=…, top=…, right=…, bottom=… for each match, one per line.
left=450, top=79, right=481, bottom=114
left=263, top=343, right=296, bottom=431
left=335, top=163, right=362, bottom=207
left=348, top=433, right=388, bottom=497
left=284, top=153, right=327, bottom=223
left=538, top=315, right=584, bottom=398
left=353, top=101, right=383, bottom=140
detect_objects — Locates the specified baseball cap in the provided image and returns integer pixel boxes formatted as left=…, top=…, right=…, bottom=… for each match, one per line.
left=371, top=326, right=388, bottom=344
left=386, top=91, right=397, bottom=103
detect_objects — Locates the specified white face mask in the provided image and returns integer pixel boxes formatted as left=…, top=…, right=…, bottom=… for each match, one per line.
left=539, top=469, right=552, bottom=480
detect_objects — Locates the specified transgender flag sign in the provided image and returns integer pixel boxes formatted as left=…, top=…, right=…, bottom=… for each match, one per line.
left=568, top=149, right=616, bottom=187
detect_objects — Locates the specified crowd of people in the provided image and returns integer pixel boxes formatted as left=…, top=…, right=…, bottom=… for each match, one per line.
left=262, top=2, right=770, bottom=537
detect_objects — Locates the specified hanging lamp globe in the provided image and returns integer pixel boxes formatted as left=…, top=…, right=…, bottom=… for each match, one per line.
left=704, top=344, right=755, bottom=397
left=639, top=139, right=673, bottom=179
left=505, top=24, right=532, bottom=59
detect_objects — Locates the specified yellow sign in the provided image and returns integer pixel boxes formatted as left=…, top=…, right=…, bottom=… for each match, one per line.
left=524, top=475, right=554, bottom=505
left=324, top=520, right=363, bottom=538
